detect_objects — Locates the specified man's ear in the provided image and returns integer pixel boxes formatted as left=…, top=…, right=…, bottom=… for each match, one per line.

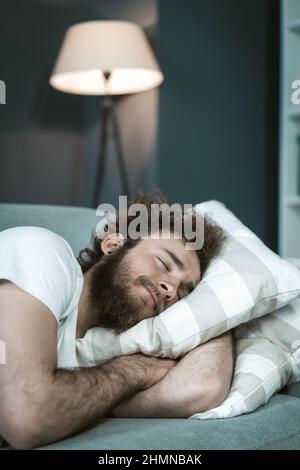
left=101, top=233, right=125, bottom=255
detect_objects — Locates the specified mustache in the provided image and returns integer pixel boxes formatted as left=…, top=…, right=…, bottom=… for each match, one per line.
left=135, top=275, right=164, bottom=314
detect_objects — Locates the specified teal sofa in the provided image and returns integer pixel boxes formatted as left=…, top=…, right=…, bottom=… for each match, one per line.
left=1, top=203, right=300, bottom=450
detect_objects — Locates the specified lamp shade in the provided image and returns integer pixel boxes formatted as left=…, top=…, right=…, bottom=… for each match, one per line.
left=49, top=20, right=164, bottom=95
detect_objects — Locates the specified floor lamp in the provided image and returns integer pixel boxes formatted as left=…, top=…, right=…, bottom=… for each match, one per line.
left=50, top=20, right=164, bottom=207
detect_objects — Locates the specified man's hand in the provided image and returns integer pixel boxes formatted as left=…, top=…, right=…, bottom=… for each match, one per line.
left=112, top=331, right=235, bottom=418
left=0, top=281, right=176, bottom=449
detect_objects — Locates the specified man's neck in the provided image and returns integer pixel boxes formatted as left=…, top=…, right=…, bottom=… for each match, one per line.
left=76, top=269, right=98, bottom=338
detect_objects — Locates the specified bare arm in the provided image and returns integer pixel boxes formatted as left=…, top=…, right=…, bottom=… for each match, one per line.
left=0, top=281, right=176, bottom=449
left=112, top=331, right=235, bottom=418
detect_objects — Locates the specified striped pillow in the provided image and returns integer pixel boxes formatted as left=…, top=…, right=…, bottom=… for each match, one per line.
left=190, top=296, right=300, bottom=419
left=76, top=200, right=300, bottom=367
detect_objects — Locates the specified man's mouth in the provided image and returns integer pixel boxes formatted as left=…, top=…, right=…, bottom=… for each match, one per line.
left=143, top=286, right=158, bottom=312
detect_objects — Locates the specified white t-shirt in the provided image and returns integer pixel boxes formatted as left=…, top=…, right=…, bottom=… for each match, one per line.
left=0, top=226, right=84, bottom=368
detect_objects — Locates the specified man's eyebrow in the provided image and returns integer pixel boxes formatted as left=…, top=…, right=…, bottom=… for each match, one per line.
left=163, top=248, right=185, bottom=270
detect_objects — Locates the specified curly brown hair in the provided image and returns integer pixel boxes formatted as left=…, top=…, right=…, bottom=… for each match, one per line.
left=77, top=189, right=225, bottom=276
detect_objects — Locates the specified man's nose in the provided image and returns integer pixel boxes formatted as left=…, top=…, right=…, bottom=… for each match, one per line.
left=158, top=280, right=178, bottom=302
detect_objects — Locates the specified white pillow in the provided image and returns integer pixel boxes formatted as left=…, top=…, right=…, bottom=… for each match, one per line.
left=75, top=200, right=300, bottom=367
left=190, top=296, right=300, bottom=420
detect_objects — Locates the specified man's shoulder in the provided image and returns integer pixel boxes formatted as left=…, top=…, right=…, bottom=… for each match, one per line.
left=0, top=226, right=81, bottom=278
left=1, top=225, right=66, bottom=242
left=0, top=226, right=73, bottom=254
left=0, top=226, right=83, bottom=323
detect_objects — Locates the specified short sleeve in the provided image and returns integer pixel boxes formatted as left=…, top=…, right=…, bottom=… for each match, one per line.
left=0, top=226, right=81, bottom=323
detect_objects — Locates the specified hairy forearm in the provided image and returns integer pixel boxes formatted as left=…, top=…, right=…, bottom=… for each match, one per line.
left=112, top=332, right=235, bottom=418
left=52, top=360, right=140, bottom=431
left=7, top=357, right=144, bottom=448
left=112, top=366, right=192, bottom=418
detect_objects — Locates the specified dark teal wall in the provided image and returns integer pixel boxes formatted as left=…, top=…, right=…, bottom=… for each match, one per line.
left=0, top=0, right=158, bottom=207
left=0, top=0, right=279, bottom=247
left=158, top=0, right=279, bottom=249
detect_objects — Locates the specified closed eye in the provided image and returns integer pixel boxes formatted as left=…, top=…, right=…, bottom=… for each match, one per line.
left=157, top=257, right=170, bottom=271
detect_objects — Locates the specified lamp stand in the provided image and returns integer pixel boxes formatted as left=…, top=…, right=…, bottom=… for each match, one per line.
left=92, top=94, right=131, bottom=207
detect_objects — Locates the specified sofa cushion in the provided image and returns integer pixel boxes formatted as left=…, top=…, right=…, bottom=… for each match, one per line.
left=0, top=203, right=98, bottom=256
left=16, top=394, right=299, bottom=450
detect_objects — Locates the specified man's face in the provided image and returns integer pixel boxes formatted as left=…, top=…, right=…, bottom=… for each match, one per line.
left=89, top=232, right=201, bottom=334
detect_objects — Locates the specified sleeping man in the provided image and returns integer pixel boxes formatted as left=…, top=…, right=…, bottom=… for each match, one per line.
left=0, top=190, right=234, bottom=449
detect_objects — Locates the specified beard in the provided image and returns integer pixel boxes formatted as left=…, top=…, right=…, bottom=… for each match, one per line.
left=88, top=244, right=159, bottom=334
